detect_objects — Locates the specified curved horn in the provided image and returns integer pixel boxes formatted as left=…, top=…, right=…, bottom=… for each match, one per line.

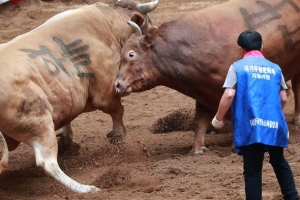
left=112, top=0, right=120, bottom=5
left=138, top=0, right=159, bottom=13
left=127, top=21, right=142, bottom=36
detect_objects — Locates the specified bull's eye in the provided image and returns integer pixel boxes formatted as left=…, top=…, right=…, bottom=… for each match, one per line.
left=128, top=51, right=135, bottom=58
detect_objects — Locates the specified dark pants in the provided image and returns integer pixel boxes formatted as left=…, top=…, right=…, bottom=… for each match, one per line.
left=241, top=143, right=299, bottom=200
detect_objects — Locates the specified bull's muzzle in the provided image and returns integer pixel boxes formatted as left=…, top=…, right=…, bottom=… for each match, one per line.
left=114, top=80, right=131, bottom=96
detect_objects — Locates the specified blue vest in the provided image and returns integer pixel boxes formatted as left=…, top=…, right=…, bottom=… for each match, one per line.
left=232, top=57, right=288, bottom=155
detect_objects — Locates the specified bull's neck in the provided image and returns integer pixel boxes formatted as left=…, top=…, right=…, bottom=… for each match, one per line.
left=148, top=2, right=239, bottom=98
left=150, top=43, right=192, bottom=97
left=110, top=13, right=135, bottom=48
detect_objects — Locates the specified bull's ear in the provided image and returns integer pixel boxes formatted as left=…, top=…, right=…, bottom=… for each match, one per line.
left=140, top=26, right=158, bottom=48
left=145, top=26, right=158, bottom=45
left=130, top=12, right=145, bottom=29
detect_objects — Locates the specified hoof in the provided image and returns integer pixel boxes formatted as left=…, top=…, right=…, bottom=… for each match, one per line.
left=192, top=147, right=209, bottom=155
left=77, top=185, right=101, bottom=193
left=88, top=186, right=101, bottom=193
left=0, top=163, right=8, bottom=173
left=57, top=136, right=73, bottom=155
left=106, top=131, right=114, bottom=138
left=108, top=135, right=125, bottom=144
left=293, top=118, right=300, bottom=125
left=107, top=131, right=125, bottom=144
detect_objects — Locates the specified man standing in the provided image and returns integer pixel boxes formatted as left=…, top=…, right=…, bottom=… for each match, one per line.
left=212, top=30, right=299, bottom=200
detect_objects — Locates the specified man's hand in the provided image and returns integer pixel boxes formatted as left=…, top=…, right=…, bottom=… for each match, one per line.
left=211, top=116, right=224, bottom=129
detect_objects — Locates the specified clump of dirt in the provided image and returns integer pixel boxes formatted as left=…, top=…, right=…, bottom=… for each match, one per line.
left=151, top=108, right=232, bottom=134
left=151, top=108, right=195, bottom=133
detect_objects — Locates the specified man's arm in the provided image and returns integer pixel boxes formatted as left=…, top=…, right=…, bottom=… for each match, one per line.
left=212, top=65, right=237, bottom=129
left=215, top=88, right=236, bottom=120
left=212, top=88, right=236, bottom=129
left=280, top=89, right=287, bottom=109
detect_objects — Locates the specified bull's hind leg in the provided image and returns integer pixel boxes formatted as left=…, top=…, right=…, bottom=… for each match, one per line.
left=56, top=123, right=73, bottom=154
left=192, top=103, right=214, bottom=155
left=0, top=131, right=9, bottom=173
left=105, top=101, right=126, bottom=144
left=292, top=75, right=300, bottom=125
left=32, top=119, right=99, bottom=193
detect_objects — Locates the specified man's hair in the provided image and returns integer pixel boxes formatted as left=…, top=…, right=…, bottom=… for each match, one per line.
left=237, top=30, right=262, bottom=52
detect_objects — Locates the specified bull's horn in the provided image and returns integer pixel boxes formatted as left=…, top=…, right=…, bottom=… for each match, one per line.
left=113, top=0, right=120, bottom=5
left=127, top=21, right=142, bottom=36
left=138, top=0, right=159, bottom=13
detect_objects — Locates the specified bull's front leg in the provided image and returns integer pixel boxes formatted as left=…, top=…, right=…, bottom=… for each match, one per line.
left=106, top=102, right=126, bottom=144
left=57, top=123, right=73, bottom=154
left=192, top=103, right=214, bottom=155
left=292, top=76, right=300, bottom=125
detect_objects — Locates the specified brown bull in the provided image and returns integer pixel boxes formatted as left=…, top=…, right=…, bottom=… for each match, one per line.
left=115, top=0, right=300, bottom=154
left=0, top=0, right=158, bottom=193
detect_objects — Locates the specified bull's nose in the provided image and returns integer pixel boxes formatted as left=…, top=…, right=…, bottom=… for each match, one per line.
left=115, top=81, right=124, bottom=92
left=115, top=81, right=120, bottom=89
left=114, top=80, right=131, bottom=96
left=114, top=80, right=125, bottom=95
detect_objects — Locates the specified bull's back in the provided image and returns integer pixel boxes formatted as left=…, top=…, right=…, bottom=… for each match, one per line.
left=155, top=0, right=300, bottom=112
left=151, top=0, right=300, bottom=115
left=201, top=0, right=300, bottom=80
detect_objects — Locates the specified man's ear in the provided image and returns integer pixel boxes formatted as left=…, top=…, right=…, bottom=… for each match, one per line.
left=239, top=46, right=244, bottom=54
left=239, top=46, right=247, bottom=56
left=260, top=44, right=263, bottom=51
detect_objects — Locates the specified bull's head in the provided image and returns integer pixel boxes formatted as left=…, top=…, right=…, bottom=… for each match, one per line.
left=115, top=21, right=159, bottom=96
left=112, top=0, right=159, bottom=34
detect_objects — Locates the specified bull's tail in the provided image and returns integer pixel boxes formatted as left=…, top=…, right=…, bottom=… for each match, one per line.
left=0, top=131, right=9, bottom=173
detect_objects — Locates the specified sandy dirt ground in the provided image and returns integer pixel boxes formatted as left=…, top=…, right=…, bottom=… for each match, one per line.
left=1, top=0, right=300, bottom=199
